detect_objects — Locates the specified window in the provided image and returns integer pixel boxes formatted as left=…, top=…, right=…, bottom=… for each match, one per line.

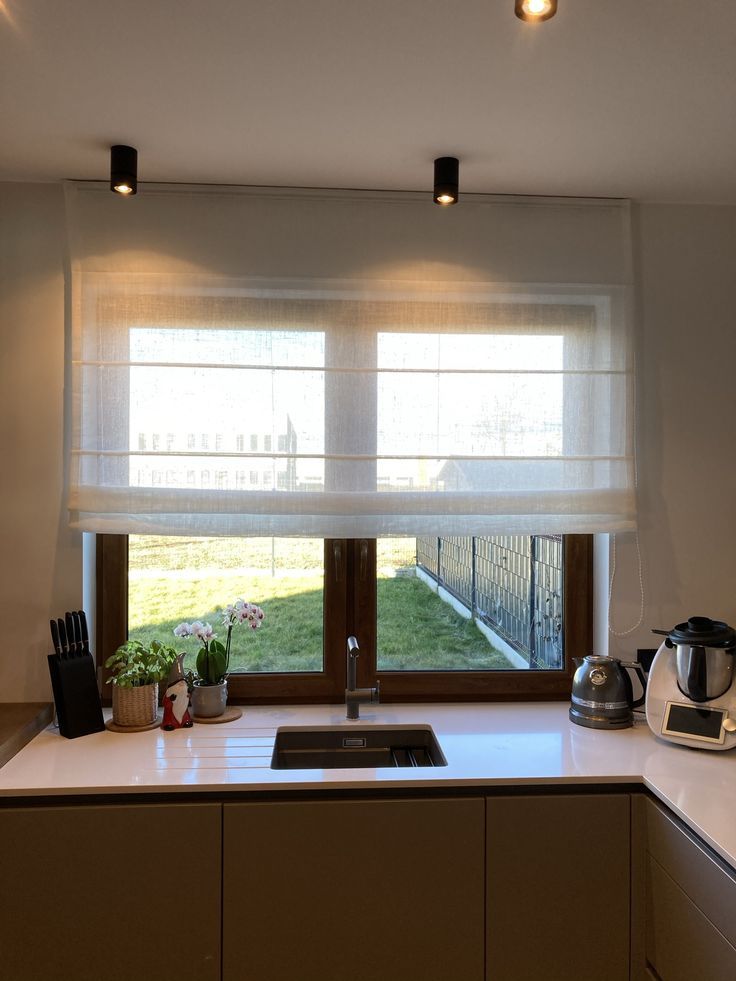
left=97, top=533, right=591, bottom=702
left=70, top=186, right=628, bottom=702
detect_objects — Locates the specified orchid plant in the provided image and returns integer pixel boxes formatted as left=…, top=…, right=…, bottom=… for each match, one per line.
left=174, top=599, right=265, bottom=686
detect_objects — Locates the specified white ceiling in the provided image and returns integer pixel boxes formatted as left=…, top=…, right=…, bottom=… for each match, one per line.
left=2, top=0, right=736, bottom=203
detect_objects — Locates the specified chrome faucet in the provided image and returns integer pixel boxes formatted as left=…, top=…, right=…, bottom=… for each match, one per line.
left=345, top=636, right=380, bottom=720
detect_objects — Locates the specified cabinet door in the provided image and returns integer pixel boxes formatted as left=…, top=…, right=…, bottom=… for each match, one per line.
left=486, top=794, right=630, bottom=981
left=645, top=854, right=736, bottom=981
left=0, top=802, right=221, bottom=981
left=634, top=796, right=736, bottom=981
left=223, top=797, right=484, bottom=981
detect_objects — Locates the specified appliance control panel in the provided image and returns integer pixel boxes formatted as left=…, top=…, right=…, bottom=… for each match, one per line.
left=661, top=702, right=729, bottom=745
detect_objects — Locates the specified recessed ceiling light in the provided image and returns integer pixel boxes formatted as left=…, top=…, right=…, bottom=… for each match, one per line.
left=110, top=144, right=138, bottom=196
left=433, top=157, right=459, bottom=206
left=515, top=0, right=558, bottom=22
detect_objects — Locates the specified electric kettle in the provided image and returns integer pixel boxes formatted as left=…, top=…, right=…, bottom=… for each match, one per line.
left=569, top=655, right=647, bottom=730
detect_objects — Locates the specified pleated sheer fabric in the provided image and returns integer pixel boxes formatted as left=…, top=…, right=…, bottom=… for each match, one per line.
left=65, top=184, right=635, bottom=537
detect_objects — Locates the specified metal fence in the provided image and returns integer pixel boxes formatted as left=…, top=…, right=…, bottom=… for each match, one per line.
left=416, top=535, right=564, bottom=668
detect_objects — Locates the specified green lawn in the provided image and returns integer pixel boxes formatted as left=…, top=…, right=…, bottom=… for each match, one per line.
left=128, top=556, right=512, bottom=673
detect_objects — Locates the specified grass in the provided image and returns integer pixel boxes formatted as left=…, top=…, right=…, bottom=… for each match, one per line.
left=377, top=577, right=512, bottom=671
left=128, top=535, right=514, bottom=673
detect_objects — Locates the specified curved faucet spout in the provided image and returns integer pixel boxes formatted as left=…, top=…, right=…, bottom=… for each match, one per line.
left=345, top=635, right=379, bottom=720
left=346, top=635, right=360, bottom=692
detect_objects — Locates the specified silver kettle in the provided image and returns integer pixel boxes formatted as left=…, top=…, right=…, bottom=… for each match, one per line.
left=569, top=655, right=647, bottom=730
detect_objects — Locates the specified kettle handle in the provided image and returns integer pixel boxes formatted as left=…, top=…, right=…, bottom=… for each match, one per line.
left=619, top=660, right=647, bottom=708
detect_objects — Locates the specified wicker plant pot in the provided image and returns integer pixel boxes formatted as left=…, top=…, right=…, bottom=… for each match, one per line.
left=112, top=682, right=159, bottom=727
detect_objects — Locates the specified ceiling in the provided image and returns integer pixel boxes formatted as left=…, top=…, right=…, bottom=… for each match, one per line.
left=2, top=0, right=736, bottom=203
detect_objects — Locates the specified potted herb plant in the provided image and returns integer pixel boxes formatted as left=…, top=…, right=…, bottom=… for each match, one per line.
left=174, top=599, right=264, bottom=718
left=105, top=639, right=178, bottom=727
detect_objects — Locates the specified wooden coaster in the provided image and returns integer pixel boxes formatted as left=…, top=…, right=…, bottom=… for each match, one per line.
left=105, top=715, right=162, bottom=733
left=193, top=706, right=243, bottom=725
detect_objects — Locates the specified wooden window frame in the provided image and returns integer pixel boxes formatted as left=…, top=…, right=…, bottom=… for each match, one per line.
left=96, top=534, right=592, bottom=705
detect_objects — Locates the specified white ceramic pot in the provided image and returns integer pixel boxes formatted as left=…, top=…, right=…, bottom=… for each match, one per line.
left=192, top=680, right=227, bottom=718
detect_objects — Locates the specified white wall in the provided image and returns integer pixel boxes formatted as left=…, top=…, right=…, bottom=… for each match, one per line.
left=0, top=183, right=82, bottom=700
left=608, top=203, right=736, bottom=659
left=1, top=186, right=734, bottom=699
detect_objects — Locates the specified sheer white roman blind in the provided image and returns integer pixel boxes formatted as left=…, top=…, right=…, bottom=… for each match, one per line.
left=65, top=183, right=635, bottom=537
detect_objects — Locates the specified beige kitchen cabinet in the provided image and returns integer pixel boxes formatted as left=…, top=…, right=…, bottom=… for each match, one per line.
left=0, top=802, right=221, bottom=981
left=632, top=796, right=736, bottom=981
left=223, top=796, right=485, bottom=981
left=486, top=794, right=631, bottom=981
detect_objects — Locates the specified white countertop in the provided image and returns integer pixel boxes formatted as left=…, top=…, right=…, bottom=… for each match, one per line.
left=1, top=702, right=734, bottom=867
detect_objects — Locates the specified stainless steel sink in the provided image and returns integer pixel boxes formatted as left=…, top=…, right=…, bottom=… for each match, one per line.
left=270, top=724, right=447, bottom=770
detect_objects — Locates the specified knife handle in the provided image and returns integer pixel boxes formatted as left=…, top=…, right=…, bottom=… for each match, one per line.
left=78, top=610, right=90, bottom=656
left=71, top=612, right=82, bottom=657
left=50, top=619, right=62, bottom=658
left=57, top=618, right=69, bottom=659
left=65, top=613, right=76, bottom=656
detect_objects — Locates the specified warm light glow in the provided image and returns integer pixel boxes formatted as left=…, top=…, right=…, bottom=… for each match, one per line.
left=113, top=183, right=133, bottom=195
left=515, top=0, right=557, bottom=22
left=436, top=193, right=456, bottom=206
left=0, top=2, right=20, bottom=31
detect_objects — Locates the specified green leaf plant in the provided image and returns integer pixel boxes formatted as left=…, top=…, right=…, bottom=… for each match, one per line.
left=105, top=639, right=178, bottom=688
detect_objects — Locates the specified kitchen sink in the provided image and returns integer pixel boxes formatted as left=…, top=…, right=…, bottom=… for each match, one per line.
left=270, top=724, right=447, bottom=770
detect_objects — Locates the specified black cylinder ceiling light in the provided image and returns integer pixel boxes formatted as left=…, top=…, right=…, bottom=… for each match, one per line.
left=110, top=144, right=138, bottom=195
left=433, top=156, right=459, bottom=206
left=515, top=0, right=558, bottom=22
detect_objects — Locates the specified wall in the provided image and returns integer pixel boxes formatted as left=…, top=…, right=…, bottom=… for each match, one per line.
left=1, top=185, right=735, bottom=699
left=0, top=183, right=81, bottom=700
left=608, top=203, right=736, bottom=659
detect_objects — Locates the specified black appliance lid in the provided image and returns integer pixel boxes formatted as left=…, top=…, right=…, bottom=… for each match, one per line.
left=667, top=616, right=736, bottom=648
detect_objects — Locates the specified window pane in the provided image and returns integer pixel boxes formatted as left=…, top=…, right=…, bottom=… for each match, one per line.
left=128, top=326, right=326, bottom=496
left=376, top=536, right=563, bottom=671
left=376, top=333, right=564, bottom=494
left=128, top=536, right=323, bottom=673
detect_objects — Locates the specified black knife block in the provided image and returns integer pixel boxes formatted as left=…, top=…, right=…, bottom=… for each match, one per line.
left=47, top=653, right=105, bottom=739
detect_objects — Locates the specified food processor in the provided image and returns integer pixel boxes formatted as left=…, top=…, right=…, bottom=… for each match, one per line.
left=646, top=616, right=736, bottom=750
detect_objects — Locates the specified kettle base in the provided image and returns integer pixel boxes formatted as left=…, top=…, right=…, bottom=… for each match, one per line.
left=569, top=706, right=633, bottom=730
